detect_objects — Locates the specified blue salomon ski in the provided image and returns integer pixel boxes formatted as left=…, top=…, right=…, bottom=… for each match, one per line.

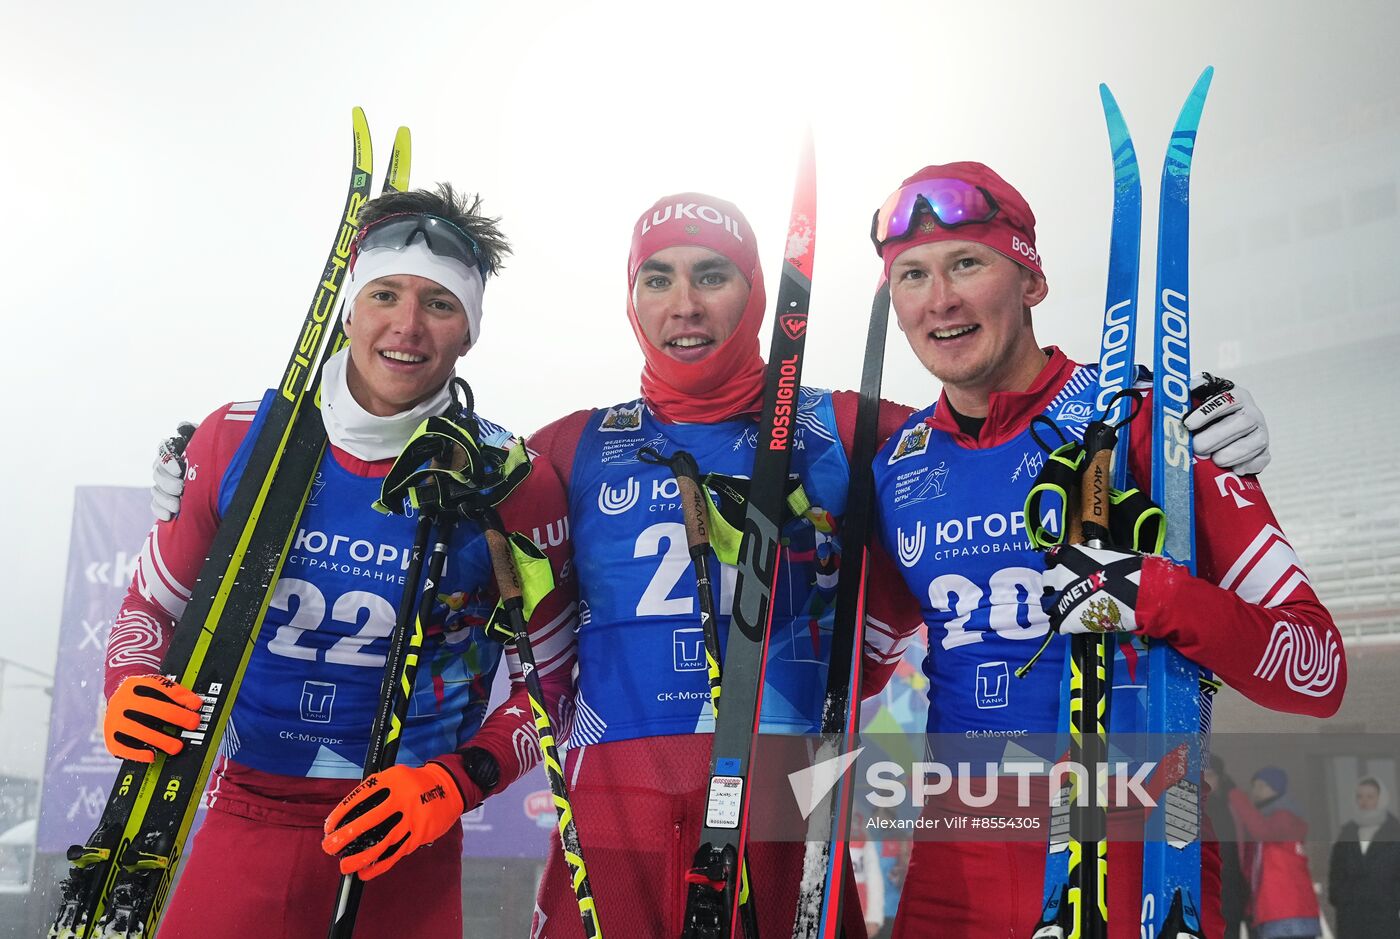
left=1143, top=66, right=1214, bottom=939
left=1032, top=80, right=1144, bottom=939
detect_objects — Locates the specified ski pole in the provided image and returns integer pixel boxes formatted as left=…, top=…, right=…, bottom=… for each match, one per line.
left=328, top=488, right=455, bottom=938
left=1066, top=415, right=1118, bottom=939
left=639, top=448, right=761, bottom=939
left=477, top=506, right=603, bottom=939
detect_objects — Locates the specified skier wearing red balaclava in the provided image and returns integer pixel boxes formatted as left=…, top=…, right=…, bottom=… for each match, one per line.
left=526, top=192, right=919, bottom=938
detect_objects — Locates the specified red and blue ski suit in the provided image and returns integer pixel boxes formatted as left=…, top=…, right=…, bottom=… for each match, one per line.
left=526, top=389, right=922, bottom=939
left=868, top=349, right=1345, bottom=939
left=107, top=393, right=577, bottom=939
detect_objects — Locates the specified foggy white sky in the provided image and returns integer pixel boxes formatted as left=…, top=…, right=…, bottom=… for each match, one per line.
left=2, top=0, right=1397, bottom=777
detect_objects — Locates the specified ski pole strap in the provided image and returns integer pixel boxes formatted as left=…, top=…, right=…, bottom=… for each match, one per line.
left=637, top=446, right=827, bottom=566
left=701, top=470, right=829, bottom=565
left=374, top=414, right=532, bottom=516
left=638, top=448, right=711, bottom=552
left=483, top=529, right=556, bottom=642
left=1025, top=440, right=1084, bottom=549
left=1024, top=442, right=1164, bottom=553
left=1110, top=488, right=1165, bottom=554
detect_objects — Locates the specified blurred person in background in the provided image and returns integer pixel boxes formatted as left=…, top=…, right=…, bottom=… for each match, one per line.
left=1229, top=767, right=1322, bottom=939
left=1327, top=776, right=1400, bottom=938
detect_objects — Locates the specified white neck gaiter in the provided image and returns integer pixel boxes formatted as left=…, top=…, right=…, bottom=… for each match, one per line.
left=320, top=347, right=453, bottom=461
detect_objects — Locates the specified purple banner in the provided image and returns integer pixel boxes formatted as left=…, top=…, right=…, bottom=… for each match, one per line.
left=36, top=487, right=151, bottom=854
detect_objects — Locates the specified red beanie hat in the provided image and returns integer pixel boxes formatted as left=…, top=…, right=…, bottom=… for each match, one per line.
left=627, top=193, right=767, bottom=423
left=876, top=162, right=1044, bottom=282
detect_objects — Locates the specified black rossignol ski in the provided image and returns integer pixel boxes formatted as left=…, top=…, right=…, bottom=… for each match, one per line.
left=792, top=281, right=891, bottom=939
left=50, top=109, right=380, bottom=939
left=679, top=133, right=816, bottom=939
left=640, top=447, right=760, bottom=939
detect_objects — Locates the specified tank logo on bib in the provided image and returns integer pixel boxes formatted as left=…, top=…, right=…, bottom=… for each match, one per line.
left=673, top=628, right=705, bottom=672
left=975, top=662, right=1010, bottom=709
left=300, top=681, right=336, bottom=723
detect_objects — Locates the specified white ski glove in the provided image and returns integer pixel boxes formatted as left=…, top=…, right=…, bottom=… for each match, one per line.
left=1185, top=373, right=1270, bottom=476
left=151, top=422, right=197, bottom=521
left=1041, top=543, right=1145, bottom=635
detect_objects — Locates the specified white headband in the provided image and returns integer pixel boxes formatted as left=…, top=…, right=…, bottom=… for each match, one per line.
left=345, top=240, right=486, bottom=344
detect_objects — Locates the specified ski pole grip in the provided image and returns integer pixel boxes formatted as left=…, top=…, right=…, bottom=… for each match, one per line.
left=1079, top=420, right=1118, bottom=546
left=675, top=474, right=710, bottom=552
left=484, top=526, right=523, bottom=605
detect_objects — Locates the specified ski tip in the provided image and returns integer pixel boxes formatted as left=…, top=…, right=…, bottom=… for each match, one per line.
left=1098, top=84, right=1138, bottom=167
left=1170, top=66, right=1215, bottom=138
left=786, top=129, right=817, bottom=272
left=1189, top=66, right=1215, bottom=101
left=794, top=126, right=816, bottom=205
left=352, top=107, right=373, bottom=175
left=386, top=126, right=413, bottom=193
left=1097, top=82, right=1117, bottom=110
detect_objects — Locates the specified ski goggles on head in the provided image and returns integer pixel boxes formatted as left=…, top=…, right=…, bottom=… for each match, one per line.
left=351, top=212, right=489, bottom=279
left=869, top=178, right=1000, bottom=252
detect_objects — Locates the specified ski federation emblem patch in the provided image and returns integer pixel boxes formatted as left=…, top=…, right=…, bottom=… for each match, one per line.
left=600, top=402, right=644, bottom=432
left=888, top=423, right=932, bottom=463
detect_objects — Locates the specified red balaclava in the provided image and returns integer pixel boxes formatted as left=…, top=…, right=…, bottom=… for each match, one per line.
left=627, top=193, right=767, bottom=423
left=877, top=161, right=1044, bottom=283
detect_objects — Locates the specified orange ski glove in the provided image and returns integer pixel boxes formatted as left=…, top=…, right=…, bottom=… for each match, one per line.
left=103, top=674, right=203, bottom=763
left=321, top=762, right=473, bottom=881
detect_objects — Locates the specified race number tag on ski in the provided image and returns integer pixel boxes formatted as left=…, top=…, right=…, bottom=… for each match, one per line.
left=705, top=776, right=745, bottom=829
